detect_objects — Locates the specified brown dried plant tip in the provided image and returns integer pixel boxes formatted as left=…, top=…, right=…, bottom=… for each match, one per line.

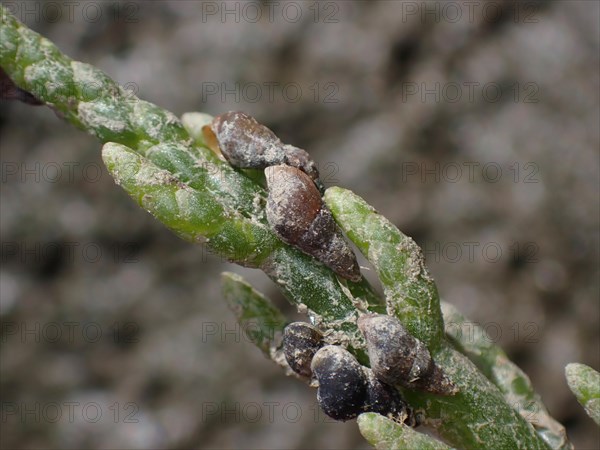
left=283, top=322, right=324, bottom=378
left=265, top=165, right=361, bottom=282
left=210, top=111, right=321, bottom=188
left=358, top=314, right=458, bottom=396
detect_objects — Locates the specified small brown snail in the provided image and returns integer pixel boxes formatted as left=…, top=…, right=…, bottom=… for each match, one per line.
left=207, top=111, right=321, bottom=188
left=206, top=111, right=360, bottom=281
left=283, top=322, right=324, bottom=378
left=358, top=314, right=457, bottom=396
left=265, top=165, right=361, bottom=282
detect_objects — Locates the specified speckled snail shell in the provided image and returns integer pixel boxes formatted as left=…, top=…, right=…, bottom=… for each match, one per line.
left=311, top=345, right=368, bottom=421
left=358, top=314, right=457, bottom=396
left=207, top=111, right=360, bottom=281
left=310, top=344, right=414, bottom=423
left=265, top=165, right=361, bottom=282
left=283, top=322, right=324, bottom=378
left=209, top=111, right=321, bottom=187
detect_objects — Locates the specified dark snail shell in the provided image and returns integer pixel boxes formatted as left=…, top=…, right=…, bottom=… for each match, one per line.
left=283, top=322, right=324, bottom=378
left=264, top=165, right=361, bottom=282
left=364, top=369, right=413, bottom=424
left=311, top=345, right=368, bottom=421
left=310, top=344, right=415, bottom=423
left=210, top=111, right=321, bottom=186
left=358, top=314, right=457, bottom=396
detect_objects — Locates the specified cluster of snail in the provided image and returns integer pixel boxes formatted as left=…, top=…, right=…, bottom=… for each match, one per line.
left=204, top=111, right=361, bottom=282
left=283, top=314, right=456, bottom=423
left=284, top=318, right=410, bottom=423
left=204, top=111, right=456, bottom=422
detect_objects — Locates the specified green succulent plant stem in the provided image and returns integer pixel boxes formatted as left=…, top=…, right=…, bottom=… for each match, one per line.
left=325, top=188, right=551, bottom=449
left=442, top=302, right=572, bottom=450
left=0, top=8, right=384, bottom=350
left=324, top=188, right=444, bottom=350
left=0, top=8, right=562, bottom=449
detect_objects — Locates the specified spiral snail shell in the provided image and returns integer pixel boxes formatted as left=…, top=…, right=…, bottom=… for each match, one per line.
left=310, top=345, right=413, bottom=422
left=207, top=111, right=360, bottom=281
left=265, top=165, right=361, bottom=282
left=209, top=111, right=321, bottom=187
left=311, top=345, right=369, bottom=421
left=283, top=322, right=324, bottom=378
left=358, top=314, right=457, bottom=396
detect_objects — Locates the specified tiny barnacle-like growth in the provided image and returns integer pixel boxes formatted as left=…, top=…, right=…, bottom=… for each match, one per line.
left=283, top=322, right=324, bottom=378
left=265, top=165, right=361, bottom=282
left=208, top=111, right=321, bottom=187
left=358, top=314, right=457, bottom=396
left=311, top=345, right=368, bottom=421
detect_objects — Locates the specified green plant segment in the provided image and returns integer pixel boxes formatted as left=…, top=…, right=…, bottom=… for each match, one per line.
left=325, top=188, right=555, bottom=448
left=565, top=363, right=600, bottom=426
left=0, top=7, right=382, bottom=339
left=358, top=413, right=452, bottom=450
left=0, top=7, right=576, bottom=449
left=441, top=303, right=572, bottom=449
left=324, top=187, right=444, bottom=349
left=221, top=272, right=287, bottom=358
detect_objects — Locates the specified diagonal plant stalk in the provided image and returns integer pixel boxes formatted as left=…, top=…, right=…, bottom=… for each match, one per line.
left=0, top=7, right=383, bottom=350
left=0, top=8, right=568, bottom=448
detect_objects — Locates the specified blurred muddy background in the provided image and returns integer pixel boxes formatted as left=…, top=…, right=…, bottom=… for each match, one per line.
left=1, top=1, right=598, bottom=449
